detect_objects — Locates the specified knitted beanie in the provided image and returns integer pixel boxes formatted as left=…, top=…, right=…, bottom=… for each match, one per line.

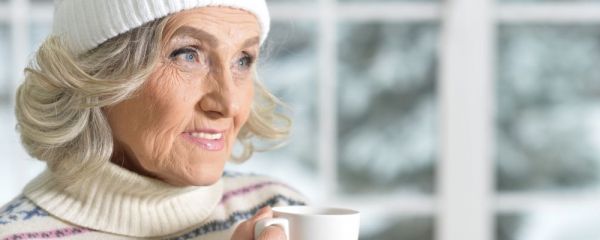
left=51, top=0, right=270, bottom=55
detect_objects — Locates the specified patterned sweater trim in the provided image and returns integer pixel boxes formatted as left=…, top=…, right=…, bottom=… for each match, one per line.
left=1, top=175, right=307, bottom=239
left=0, top=196, right=49, bottom=226
left=2, top=195, right=304, bottom=240
left=3, top=227, right=92, bottom=240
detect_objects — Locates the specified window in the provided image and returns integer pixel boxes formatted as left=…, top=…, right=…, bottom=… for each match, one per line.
left=231, top=1, right=439, bottom=239
left=496, top=16, right=600, bottom=240
left=2, top=0, right=599, bottom=239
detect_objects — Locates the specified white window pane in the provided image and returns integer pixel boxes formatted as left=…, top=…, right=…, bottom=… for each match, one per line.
left=362, top=215, right=434, bottom=240
left=0, top=23, right=47, bottom=204
left=339, top=0, right=438, bottom=2
left=496, top=25, right=600, bottom=192
left=226, top=21, right=320, bottom=199
left=30, top=23, right=51, bottom=53
left=497, top=210, right=600, bottom=240
left=497, top=213, right=521, bottom=240
left=0, top=24, right=9, bottom=104
left=337, top=22, right=438, bottom=195
left=500, top=0, right=600, bottom=2
left=267, top=0, right=314, bottom=2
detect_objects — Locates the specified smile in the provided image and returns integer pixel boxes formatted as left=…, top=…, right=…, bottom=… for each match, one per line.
left=189, top=132, right=223, bottom=140
left=182, top=131, right=226, bottom=151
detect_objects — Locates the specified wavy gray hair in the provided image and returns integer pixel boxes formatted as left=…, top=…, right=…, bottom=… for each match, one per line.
left=15, top=16, right=290, bottom=185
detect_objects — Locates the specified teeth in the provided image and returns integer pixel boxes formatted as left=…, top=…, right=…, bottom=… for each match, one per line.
left=190, top=132, right=223, bottom=140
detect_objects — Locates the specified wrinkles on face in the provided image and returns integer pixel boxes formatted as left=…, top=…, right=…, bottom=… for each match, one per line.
left=164, top=11, right=259, bottom=50
left=134, top=67, right=186, bottom=170
left=106, top=7, right=260, bottom=187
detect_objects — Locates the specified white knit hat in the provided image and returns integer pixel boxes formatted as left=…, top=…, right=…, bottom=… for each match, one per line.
left=52, top=0, right=270, bottom=55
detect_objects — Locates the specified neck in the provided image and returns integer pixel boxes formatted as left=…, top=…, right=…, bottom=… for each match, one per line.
left=110, top=143, right=163, bottom=183
left=23, top=161, right=223, bottom=237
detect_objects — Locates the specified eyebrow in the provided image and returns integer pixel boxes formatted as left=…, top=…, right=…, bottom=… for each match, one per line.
left=172, top=26, right=218, bottom=46
left=241, top=36, right=260, bottom=49
left=171, top=26, right=260, bottom=49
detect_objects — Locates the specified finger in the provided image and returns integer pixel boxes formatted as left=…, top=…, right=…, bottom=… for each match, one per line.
left=253, top=206, right=273, bottom=221
left=257, top=225, right=287, bottom=240
left=231, top=207, right=273, bottom=240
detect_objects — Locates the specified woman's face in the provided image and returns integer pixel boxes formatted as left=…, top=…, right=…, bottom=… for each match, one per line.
left=105, top=7, right=259, bottom=186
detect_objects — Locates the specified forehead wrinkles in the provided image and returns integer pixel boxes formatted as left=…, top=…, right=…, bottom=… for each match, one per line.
left=162, top=8, right=260, bottom=47
left=183, top=8, right=259, bottom=26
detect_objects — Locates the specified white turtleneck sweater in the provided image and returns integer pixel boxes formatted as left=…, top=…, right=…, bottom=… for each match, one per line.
left=0, top=162, right=307, bottom=239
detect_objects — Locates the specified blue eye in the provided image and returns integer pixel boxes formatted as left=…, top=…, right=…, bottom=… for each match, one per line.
left=236, top=53, right=254, bottom=70
left=169, top=47, right=201, bottom=64
left=184, top=52, right=195, bottom=62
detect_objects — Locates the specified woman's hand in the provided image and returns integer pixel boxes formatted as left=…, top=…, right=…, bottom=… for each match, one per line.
left=231, top=206, right=287, bottom=240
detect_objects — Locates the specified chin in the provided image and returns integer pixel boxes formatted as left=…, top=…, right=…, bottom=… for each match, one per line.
left=186, top=176, right=220, bottom=186
left=184, top=166, right=224, bottom=186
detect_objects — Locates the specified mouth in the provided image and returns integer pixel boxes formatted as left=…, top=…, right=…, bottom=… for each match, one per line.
left=189, top=132, right=223, bottom=140
left=182, top=130, right=226, bottom=151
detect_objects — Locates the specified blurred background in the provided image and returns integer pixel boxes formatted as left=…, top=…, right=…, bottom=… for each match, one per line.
left=2, top=0, right=600, bottom=239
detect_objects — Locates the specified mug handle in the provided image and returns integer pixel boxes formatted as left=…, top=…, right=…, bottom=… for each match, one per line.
left=254, top=218, right=290, bottom=240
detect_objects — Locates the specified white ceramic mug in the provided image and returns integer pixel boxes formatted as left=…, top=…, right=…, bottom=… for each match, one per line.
left=254, top=206, right=360, bottom=240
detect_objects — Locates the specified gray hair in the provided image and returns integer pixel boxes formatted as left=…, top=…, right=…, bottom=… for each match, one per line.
left=15, top=16, right=290, bottom=185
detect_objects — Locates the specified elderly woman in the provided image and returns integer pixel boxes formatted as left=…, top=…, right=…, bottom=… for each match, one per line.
left=0, top=0, right=306, bottom=239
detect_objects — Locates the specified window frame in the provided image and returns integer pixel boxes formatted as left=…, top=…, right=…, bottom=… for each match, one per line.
left=2, top=1, right=600, bottom=240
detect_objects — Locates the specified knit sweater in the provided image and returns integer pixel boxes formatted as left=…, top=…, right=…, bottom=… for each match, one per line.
left=0, top=162, right=307, bottom=239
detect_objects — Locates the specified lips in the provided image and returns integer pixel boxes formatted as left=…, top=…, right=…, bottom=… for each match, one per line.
left=182, top=130, right=226, bottom=151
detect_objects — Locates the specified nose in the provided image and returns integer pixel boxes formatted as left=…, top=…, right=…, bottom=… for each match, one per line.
left=198, top=67, right=240, bottom=118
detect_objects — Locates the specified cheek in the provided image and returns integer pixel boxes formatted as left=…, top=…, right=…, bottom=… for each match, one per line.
left=235, top=83, right=254, bottom=127
left=113, top=99, right=187, bottom=164
left=139, top=88, right=194, bottom=159
left=114, top=72, right=194, bottom=166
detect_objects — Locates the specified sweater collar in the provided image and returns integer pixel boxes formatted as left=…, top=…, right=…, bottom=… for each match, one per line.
left=23, top=162, right=223, bottom=237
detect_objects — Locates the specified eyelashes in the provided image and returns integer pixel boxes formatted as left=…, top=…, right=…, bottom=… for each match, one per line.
left=169, top=45, right=204, bottom=65
left=236, top=52, right=255, bottom=70
left=169, top=47, right=198, bottom=60
left=168, top=45, right=256, bottom=72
